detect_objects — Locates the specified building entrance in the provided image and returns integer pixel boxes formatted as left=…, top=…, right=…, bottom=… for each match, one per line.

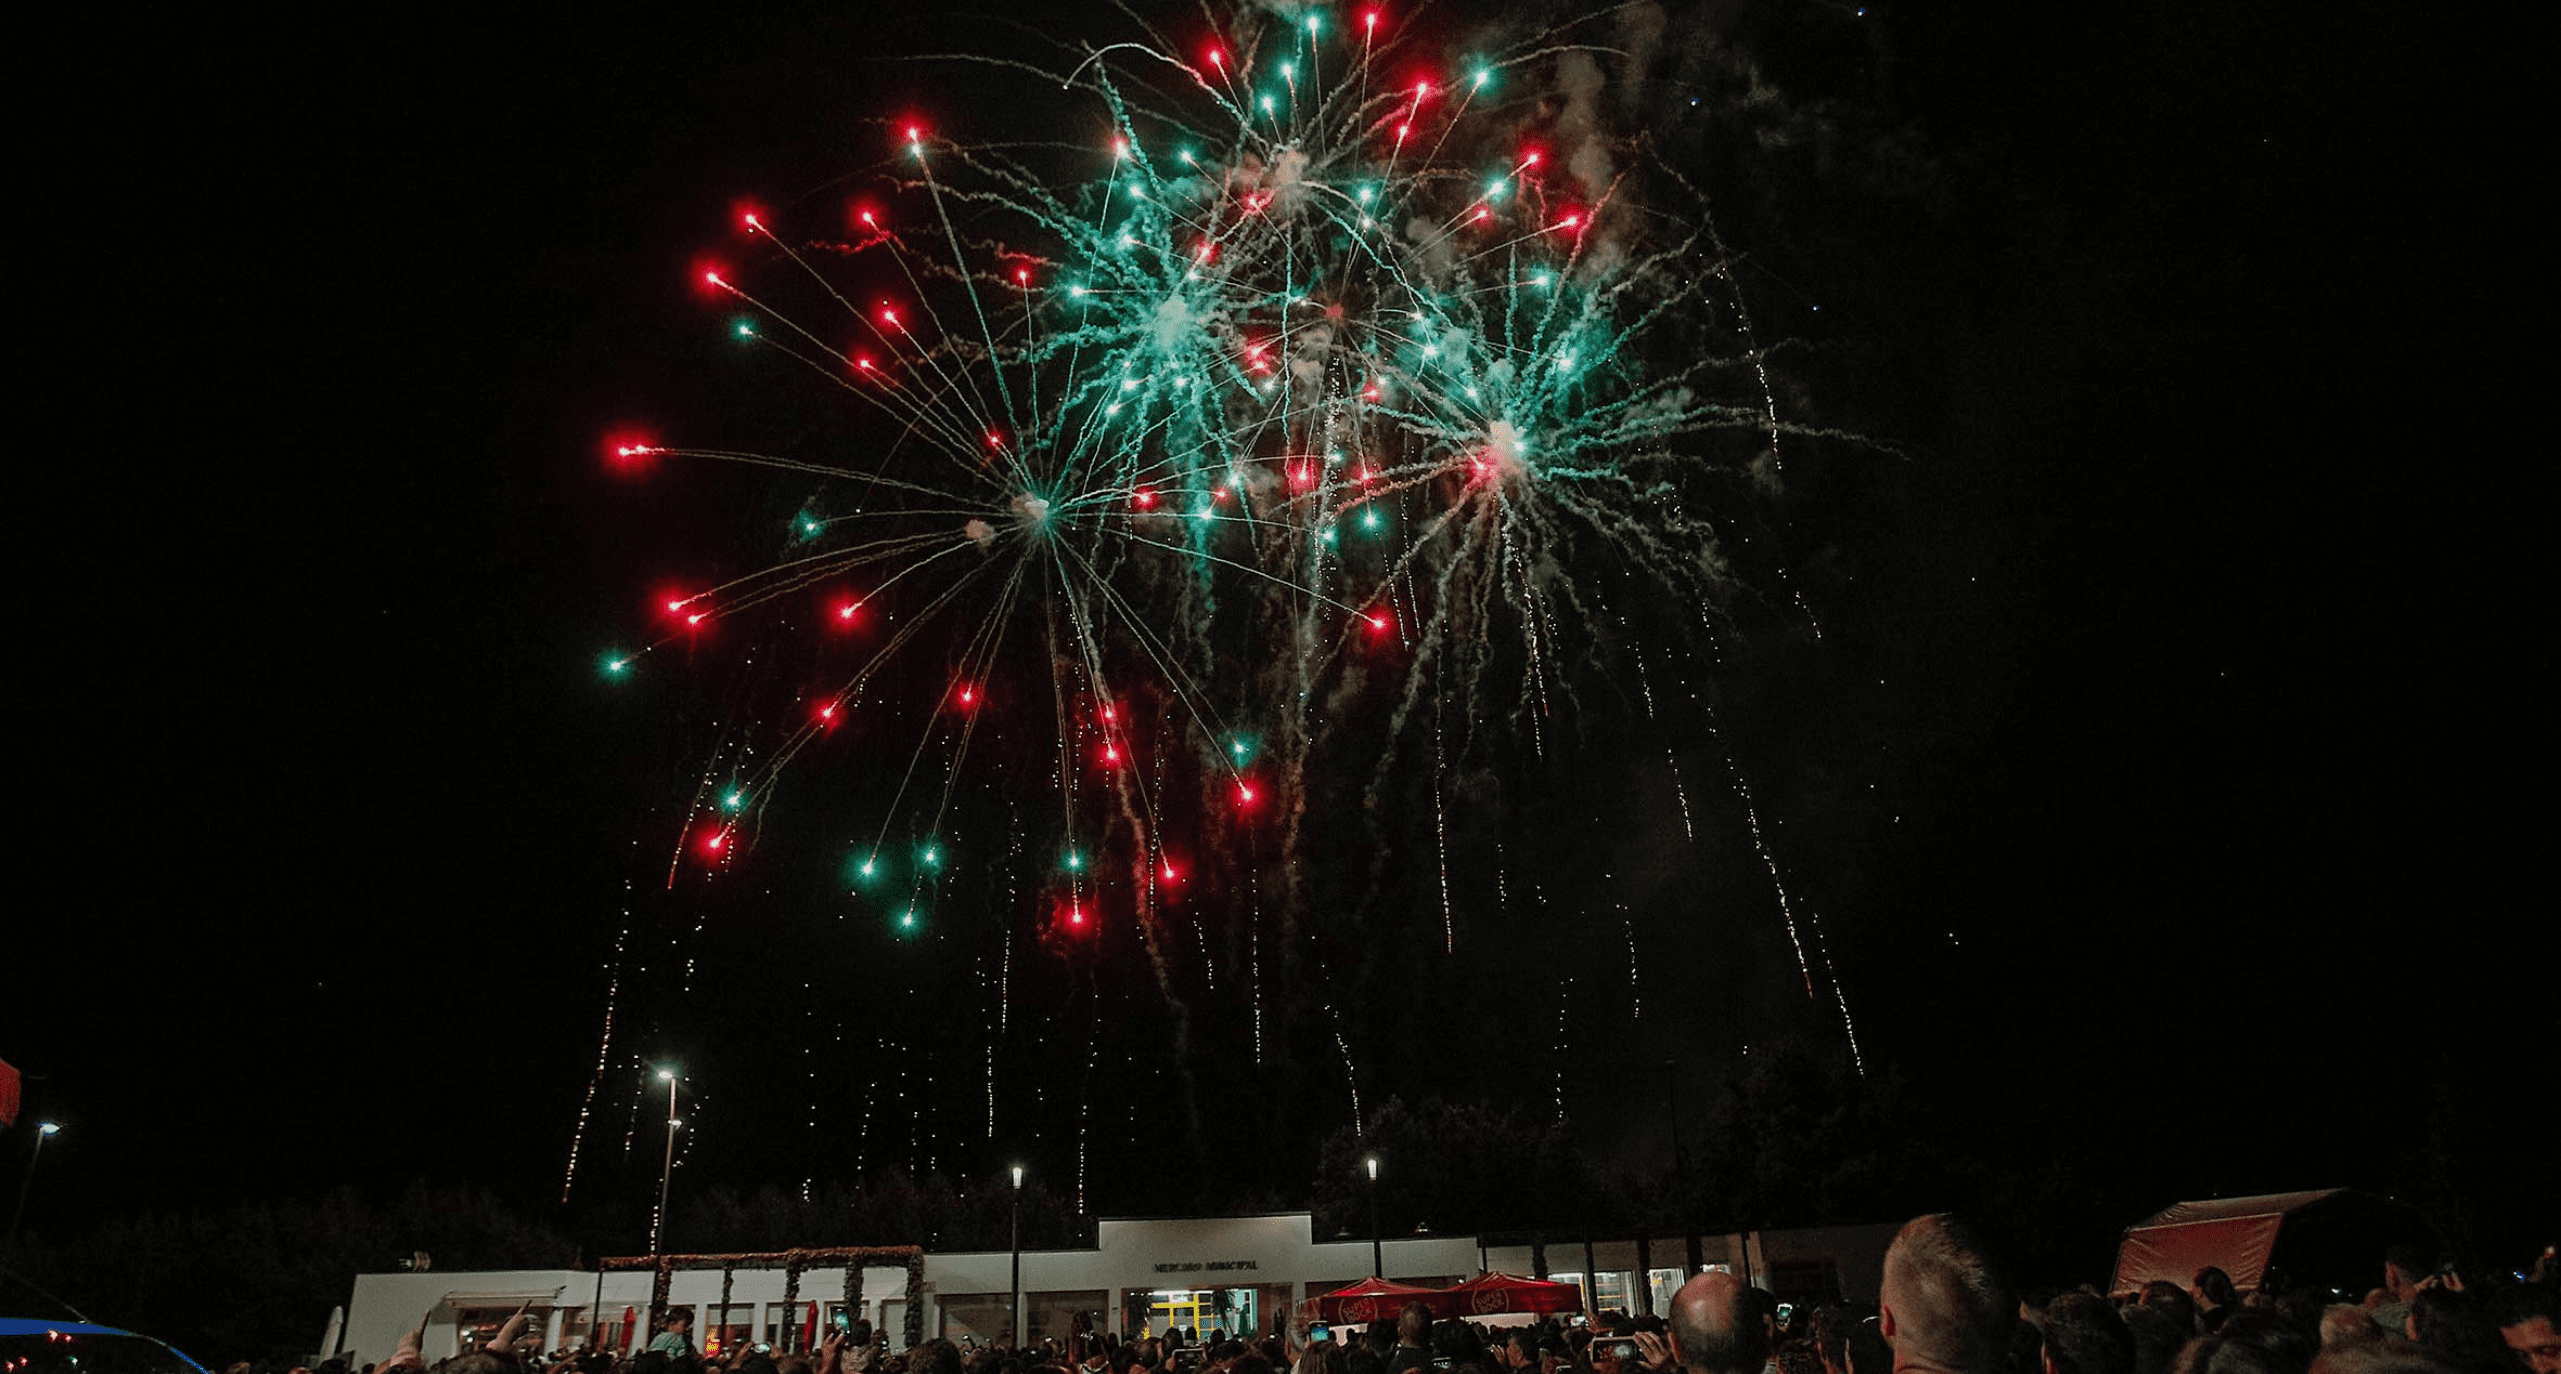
left=1124, top=1287, right=1269, bottom=1342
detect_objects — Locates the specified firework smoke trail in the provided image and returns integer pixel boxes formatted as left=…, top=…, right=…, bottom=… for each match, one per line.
left=599, top=0, right=1878, bottom=1173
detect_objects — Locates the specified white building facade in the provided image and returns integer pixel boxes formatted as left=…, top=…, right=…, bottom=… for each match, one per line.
left=337, top=1215, right=1893, bottom=1369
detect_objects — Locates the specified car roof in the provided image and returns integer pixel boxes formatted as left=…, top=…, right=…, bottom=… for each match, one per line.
left=0, top=1317, right=212, bottom=1371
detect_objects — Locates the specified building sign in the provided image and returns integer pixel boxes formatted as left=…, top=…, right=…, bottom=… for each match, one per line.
left=1151, top=1261, right=1262, bottom=1274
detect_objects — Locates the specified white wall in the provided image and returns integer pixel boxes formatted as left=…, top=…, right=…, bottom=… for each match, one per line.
left=338, top=1217, right=1891, bottom=1363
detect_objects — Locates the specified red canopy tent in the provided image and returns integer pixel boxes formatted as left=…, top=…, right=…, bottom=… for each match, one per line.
left=1443, top=1273, right=1585, bottom=1319
left=2110, top=1189, right=2434, bottom=1298
left=1306, top=1278, right=1448, bottom=1325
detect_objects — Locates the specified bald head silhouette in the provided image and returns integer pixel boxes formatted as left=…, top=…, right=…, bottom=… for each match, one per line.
left=1879, top=1214, right=2014, bottom=1374
left=1671, top=1272, right=1771, bottom=1374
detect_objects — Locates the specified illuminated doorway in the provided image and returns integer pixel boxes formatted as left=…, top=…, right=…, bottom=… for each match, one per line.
left=1123, top=1288, right=1266, bottom=1341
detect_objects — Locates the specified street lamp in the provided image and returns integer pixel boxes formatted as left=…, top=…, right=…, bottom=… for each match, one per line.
left=1365, top=1155, right=1381, bottom=1278
left=651, top=1069, right=681, bottom=1259
left=1010, top=1164, right=1026, bottom=1350
left=5, top=1122, right=61, bottom=1253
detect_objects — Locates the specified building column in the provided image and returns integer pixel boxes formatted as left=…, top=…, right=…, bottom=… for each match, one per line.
left=1634, top=1233, right=1653, bottom=1316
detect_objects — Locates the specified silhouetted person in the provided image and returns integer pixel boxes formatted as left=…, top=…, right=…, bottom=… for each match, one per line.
left=1879, top=1215, right=2015, bottom=1374
left=1670, top=1273, right=1772, bottom=1374
left=2493, top=1286, right=2561, bottom=1374
left=2041, top=1295, right=2133, bottom=1374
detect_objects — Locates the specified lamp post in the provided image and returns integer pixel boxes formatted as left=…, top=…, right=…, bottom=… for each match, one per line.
left=1365, top=1155, right=1381, bottom=1278
left=5, top=1122, right=61, bottom=1253
left=1010, top=1164, right=1026, bottom=1350
left=651, top=1069, right=680, bottom=1258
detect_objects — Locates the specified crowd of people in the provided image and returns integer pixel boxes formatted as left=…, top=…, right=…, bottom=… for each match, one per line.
left=283, top=1218, right=2559, bottom=1374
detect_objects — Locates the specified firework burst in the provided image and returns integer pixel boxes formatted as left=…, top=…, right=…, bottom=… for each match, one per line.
left=573, top=1, right=1868, bottom=1203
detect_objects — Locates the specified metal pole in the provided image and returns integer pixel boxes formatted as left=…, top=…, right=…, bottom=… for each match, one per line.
left=5, top=1123, right=59, bottom=1253
left=1010, top=1165, right=1025, bottom=1349
left=652, top=1071, right=679, bottom=1257
left=1365, top=1156, right=1381, bottom=1278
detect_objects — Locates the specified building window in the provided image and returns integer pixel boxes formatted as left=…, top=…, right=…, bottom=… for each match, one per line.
left=938, top=1294, right=1013, bottom=1348
left=1549, top=1272, right=1634, bottom=1317
left=763, top=1303, right=802, bottom=1349
left=1025, top=1292, right=1109, bottom=1348
left=1121, top=1286, right=1265, bottom=1342
left=704, top=1305, right=756, bottom=1357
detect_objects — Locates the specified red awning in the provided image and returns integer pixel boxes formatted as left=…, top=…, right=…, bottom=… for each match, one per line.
left=2110, top=1190, right=2345, bottom=1297
left=1445, top=1274, right=1585, bottom=1318
left=1307, top=1278, right=1447, bottom=1325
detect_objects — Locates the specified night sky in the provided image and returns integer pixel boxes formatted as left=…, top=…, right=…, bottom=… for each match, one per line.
left=17, top=0, right=2537, bottom=1272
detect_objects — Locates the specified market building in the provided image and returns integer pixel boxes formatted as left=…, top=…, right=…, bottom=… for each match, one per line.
left=337, top=1214, right=1894, bottom=1367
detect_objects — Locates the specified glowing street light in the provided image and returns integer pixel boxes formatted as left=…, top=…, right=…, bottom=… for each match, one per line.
left=5, top=1122, right=60, bottom=1253
left=651, top=1069, right=681, bottom=1259
left=1010, top=1164, right=1027, bottom=1349
left=1366, top=1155, right=1382, bottom=1277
